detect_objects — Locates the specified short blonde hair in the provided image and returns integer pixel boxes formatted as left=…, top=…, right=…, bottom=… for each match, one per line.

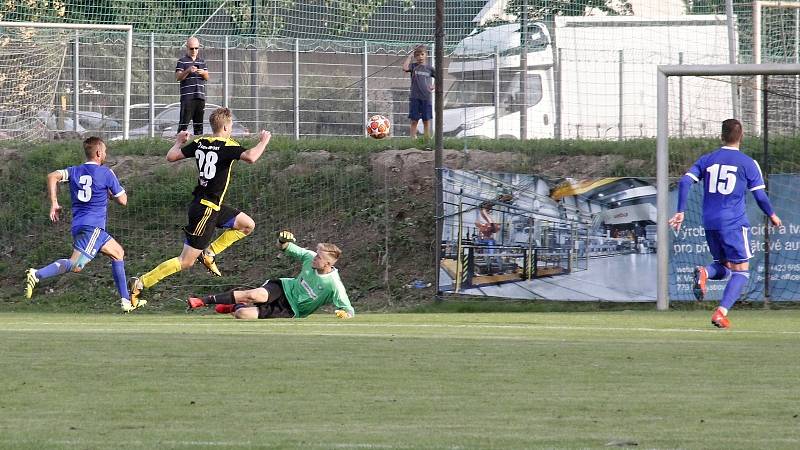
left=209, top=107, right=232, bottom=133
left=317, top=243, right=342, bottom=261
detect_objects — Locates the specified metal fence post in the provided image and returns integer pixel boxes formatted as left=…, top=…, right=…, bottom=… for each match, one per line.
left=618, top=49, right=624, bottom=141
left=554, top=47, right=562, bottom=140
left=678, top=52, right=683, bottom=139
left=363, top=40, right=368, bottom=137
left=294, top=38, right=300, bottom=140
left=223, top=35, right=229, bottom=108
left=149, top=32, right=155, bottom=138
left=73, top=30, right=79, bottom=132
left=494, top=51, right=500, bottom=139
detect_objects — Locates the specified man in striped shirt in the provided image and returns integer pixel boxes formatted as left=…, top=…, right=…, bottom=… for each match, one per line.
left=175, top=36, right=208, bottom=136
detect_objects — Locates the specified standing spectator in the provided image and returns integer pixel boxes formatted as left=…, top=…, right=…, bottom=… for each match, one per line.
left=402, top=45, right=435, bottom=141
left=175, top=36, right=208, bottom=136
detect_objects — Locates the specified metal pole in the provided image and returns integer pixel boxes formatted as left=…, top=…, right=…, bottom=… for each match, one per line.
left=363, top=41, right=368, bottom=137
left=494, top=52, right=500, bottom=139
left=149, top=32, right=155, bottom=138
left=123, top=27, right=132, bottom=139
left=678, top=52, right=683, bottom=138
left=223, top=35, right=229, bottom=108
left=796, top=9, right=799, bottom=131
left=294, top=38, right=300, bottom=140
left=73, top=30, right=79, bottom=133
left=555, top=47, right=561, bottom=140
left=656, top=69, right=669, bottom=311
left=725, top=0, right=740, bottom=119
left=618, top=49, right=623, bottom=141
left=763, top=75, right=770, bottom=303
left=753, top=1, right=762, bottom=135
left=519, top=0, right=528, bottom=140
left=434, top=0, right=445, bottom=297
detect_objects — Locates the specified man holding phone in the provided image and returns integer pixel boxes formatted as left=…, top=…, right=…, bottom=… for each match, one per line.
left=175, top=36, right=208, bottom=136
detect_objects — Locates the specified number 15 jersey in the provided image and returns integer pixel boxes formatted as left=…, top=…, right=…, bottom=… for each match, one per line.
left=685, top=146, right=766, bottom=230
left=181, top=137, right=245, bottom=210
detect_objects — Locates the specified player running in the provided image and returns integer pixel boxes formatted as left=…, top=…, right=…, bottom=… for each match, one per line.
left=186, top=230, right=354, bottom=320
left=128, top=107, right=271, bottom=308
left=669, top=119, right=781, bottom=329
left=24, top=137, right=139, bottom=312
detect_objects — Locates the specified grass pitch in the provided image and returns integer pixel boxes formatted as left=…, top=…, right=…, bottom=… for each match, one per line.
left=1, top=311, right=799, bottom=449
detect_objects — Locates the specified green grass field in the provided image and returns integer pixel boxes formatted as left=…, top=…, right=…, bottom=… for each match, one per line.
left=1, top=311, right=799, bottom=449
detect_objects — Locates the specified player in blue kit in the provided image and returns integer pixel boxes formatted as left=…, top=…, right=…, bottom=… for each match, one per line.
left=669, top=119, right=781, bottom=328
left=24, top=137, right=141, bottom=312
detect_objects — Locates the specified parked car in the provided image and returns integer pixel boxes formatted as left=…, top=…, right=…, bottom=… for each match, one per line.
left=113, top=103, right=249, bottom=140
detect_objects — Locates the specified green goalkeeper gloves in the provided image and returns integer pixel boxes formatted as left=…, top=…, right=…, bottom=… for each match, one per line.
left=277, top=230, right=296, bottom=244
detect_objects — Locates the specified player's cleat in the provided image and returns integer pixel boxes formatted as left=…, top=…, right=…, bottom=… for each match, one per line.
left=197, top=249, right=222, bottom=277
left=187, top=297, right=205, bottom=310
left=711, top=308, right=730, bottom=329
left=121, top=297, right=147, bottom=313
left=215, top=304, right=235, bottom=314
left=693, top=266, right=708, bottom=301
left=24, top=268, right=38, bottom=299
left=128, top=276, right=144, bottom=307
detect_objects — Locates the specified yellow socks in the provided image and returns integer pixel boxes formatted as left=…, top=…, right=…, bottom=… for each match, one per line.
left=209, top=229, right=247, bottom=255
left=141, top=257, right=182, bottom=288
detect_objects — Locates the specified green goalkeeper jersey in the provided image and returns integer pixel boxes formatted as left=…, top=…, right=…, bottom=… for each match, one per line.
left=279, top=243, right=354, bottom=318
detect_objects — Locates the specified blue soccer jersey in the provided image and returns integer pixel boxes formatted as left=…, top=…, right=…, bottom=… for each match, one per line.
left=58, top=162, right=125, bottom=231
left=685, top=146, right=765, bottom=230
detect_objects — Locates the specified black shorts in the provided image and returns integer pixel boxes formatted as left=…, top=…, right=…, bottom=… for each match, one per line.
left=184, top=201, right=240, bottom=250
left=257, top=280, right=295, bottom=319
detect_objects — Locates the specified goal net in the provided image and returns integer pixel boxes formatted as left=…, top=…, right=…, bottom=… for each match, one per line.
left=659, top=66, right=800, bottom=309
left=0, top=21, right=132, bottom=141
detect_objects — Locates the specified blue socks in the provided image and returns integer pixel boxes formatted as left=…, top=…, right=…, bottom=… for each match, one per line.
left=112, top=260, right=130, bottom=300
left=35, top=258, right=129, bottom=301
left=36, top=259, right=73, bottom=280
left=705, top=262, right=731, bottom=280
left=720, top=270, right=749, bottom=310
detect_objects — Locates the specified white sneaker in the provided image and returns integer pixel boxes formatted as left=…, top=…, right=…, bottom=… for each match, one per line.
left=121, top=298, right=147, bottom=313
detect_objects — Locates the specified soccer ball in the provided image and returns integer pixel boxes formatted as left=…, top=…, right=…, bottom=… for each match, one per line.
left=366, top=114, right=391, bottom=139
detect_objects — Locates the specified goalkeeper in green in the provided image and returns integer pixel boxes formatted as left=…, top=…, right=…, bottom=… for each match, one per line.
left=187, top=231, right=354, bottom=319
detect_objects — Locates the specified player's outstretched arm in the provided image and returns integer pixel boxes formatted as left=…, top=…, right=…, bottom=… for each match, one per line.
left=276, top=230, right=296, bottom=251
left=166, top=131, right=190, bottom=162
left=46, top=170, right=64, bottom=222
left=240, top=130, right=271, bottom=163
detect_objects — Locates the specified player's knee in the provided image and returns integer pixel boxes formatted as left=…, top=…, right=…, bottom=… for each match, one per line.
left=233, top=309, right=256, bottom=320
left=237, top=217, right=255, bottom=235
left=71, top=265, right=83, bottom=273
left=180, top=258, right=195, bottom=270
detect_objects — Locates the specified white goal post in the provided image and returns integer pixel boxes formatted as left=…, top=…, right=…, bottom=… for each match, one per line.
left=0, top=21, right=133, bottom=139
left=655, top=63, right=800, bottom=310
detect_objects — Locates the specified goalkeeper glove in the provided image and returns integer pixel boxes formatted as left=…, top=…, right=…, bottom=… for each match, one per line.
left=277, top=230, right=296, bottom=244
left=335, top=310, right=351, bottom=319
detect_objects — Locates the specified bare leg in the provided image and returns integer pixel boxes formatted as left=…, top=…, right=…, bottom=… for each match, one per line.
left=410, top=119, right=419, bottom=139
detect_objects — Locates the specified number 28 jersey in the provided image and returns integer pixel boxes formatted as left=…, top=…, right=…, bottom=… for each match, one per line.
left=181, top=137, right=245, bottom=210
left=685, top=146, right=766, bottom=230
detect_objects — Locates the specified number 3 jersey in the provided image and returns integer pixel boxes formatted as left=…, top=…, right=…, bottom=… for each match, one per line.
left=685, top=146, right=766, bottom=230
left=57, top=162, right=125, bottom=231
left=180, top=137, right=245, bottom=210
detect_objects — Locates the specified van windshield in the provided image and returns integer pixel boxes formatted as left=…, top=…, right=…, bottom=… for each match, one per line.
left=444, top=70, right=543, bottom=111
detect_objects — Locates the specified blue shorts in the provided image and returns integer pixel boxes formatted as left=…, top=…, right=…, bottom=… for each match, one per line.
left=408, top=98, right=433, bottom=121
left=705, top=227, right=752, bottom=264
left=72, top=226, right=112, bottom=261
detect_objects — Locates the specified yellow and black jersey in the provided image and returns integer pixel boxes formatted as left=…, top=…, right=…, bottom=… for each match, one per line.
left=180, top=137, right=246, bottom=210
